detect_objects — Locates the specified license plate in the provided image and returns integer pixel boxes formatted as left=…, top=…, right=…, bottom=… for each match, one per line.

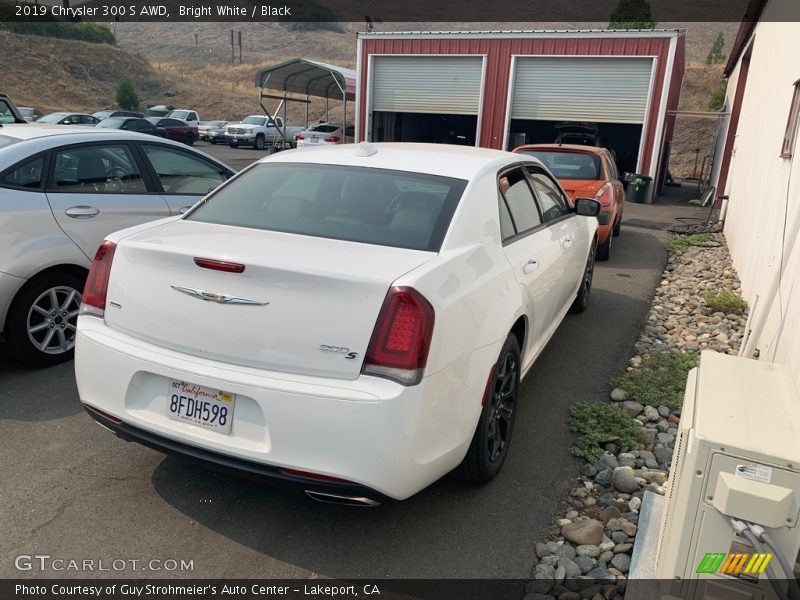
left=167, top=381, right=235, bottom=434
left=309, top=137, right=319, bottom=143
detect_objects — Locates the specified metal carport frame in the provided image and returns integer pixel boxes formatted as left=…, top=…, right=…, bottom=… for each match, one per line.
left=253, top=58, right=356, bottom=148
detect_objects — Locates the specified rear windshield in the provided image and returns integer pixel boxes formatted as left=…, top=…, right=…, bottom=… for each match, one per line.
left=186, top=163, right=467, bottom=252
left=311, top=125, right=339, bottom=133
left=520, top=150, right=601, bottom=181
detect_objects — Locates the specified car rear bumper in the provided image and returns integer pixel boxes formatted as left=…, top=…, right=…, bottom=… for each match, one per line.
left=75, top=317, right=494, bottom=500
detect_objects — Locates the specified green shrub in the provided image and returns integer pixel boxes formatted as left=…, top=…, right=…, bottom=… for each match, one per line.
left=608, top=0, right=656, bottom=29
left=116, top=78, right=139, bottom=111
left=666, top=233, right=711, bottom=254
left=705, top=32, right=726, bottom=65
left=0, top=21, right=116, bottom=45
left=708, top=84, right=727, bottom=111
left=703, top=290, right=747, bottom=314
left=569, top=402, right=646, bottom=462
left=614, top=351, right=699, bottom=410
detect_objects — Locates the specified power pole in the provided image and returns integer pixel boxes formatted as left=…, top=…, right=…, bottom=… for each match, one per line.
left=238, top=31, right=242, bottom=64
left=230, top=29, right=235, bottom=66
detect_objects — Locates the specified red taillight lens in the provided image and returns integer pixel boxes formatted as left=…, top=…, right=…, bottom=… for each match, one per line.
left=324, top=135, right=340, bottom=142
left=296, top=134, right=304, bottom=140
left=362, top=287, right=435, bottom=386
left=81, top=241, right=117, bottom=316
left=194, top=257, right=245, bottom=273
left=594, top=182, right=613, bottom=206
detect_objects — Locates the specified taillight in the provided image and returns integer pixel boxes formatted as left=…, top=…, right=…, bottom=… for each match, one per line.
left=194, top=257, right=245, bottom=273
left=296, top=134, right=304, bottom=140
left=324, top=135, right=340, bottom=143
left=362, top=286, right=435, bottom=386
left=593, top=182, right=613, bottom=206
left=80, top=241, right=117, bottom=317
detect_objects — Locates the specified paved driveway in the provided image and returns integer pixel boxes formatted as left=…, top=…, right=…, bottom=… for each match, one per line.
left=0, top=182, right=700, bottom=579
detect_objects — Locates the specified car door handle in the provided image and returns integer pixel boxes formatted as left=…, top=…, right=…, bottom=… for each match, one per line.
left=178, top=206, right=192, bottom=214
left=522, top=260, right=540, bottom=275
left=562, top=238, right=573, bottom=250
left=65, top=205, right=100, bottom=218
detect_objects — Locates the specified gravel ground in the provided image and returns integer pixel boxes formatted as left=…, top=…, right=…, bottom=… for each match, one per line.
left=523, top=234, right=748, bottom=600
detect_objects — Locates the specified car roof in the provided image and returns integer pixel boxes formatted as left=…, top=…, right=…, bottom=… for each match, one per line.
left=0, top=125, right=229, bottom=165
left=514, top=144, right=606, bottom=156
left=264, top=142, right=541, bottom=180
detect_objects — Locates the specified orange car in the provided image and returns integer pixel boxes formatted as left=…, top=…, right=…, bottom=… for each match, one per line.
left=513, top=144, right=624, bottom=260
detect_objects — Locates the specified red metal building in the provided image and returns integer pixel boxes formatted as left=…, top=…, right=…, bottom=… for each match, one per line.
left=356, top=30, right=685, bottom=198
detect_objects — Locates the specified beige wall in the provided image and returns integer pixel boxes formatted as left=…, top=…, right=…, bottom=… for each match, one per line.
left=722, top=6, right=800, bottom=387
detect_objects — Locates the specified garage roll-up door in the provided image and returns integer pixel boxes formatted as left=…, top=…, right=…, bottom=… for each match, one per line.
left=511, top=57, right=654, bottom=124
left=372, top=56, right=483, bottom=115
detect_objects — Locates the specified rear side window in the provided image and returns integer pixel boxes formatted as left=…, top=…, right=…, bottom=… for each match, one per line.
left=499, top=168, right=541, bottom=235
left=186, top=163, right=467, bottom=252
left=52, top=144, right=145, bottom=193
left=142, top=144, right=228, bottom=194
left=2, top=155, right=44, bottom=189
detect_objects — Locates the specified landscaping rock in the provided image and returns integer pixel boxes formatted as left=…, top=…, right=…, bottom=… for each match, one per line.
left=658, top=405, right=671, bottom=418
left=620, top=401, right=644, bottom=416
left=610, top=388, right=628, bottom=402
left=597, top=506, right=621, bottom=523
left=554, top=544, right=577, bottom=560
left=638, top=450, right=658, bottom=469
left=612, top=467, right=640, bottom=493
left=595, top=468, right=613, bottom=487
left=558, top=557, right=582, bottom=579
left=562, top=519, right=604, bottom=546
left=657, top=433, right=675, bottom=445
left=618, top=453, right=636, bottom=468
left=610, top=553, right=631, bottom=573
left=576, top=545, right=601, bottom=558
left=644, top=405, right=660, bottom=422
left=574, top=555, right=595, bottom=575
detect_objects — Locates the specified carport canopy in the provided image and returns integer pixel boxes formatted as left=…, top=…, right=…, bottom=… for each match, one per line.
left=253, top=58, right=356, bottom=101
left=253, top=58, right=356, bottom=146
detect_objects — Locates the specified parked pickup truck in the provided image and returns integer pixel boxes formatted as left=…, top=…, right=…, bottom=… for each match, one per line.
left=226, top=115, right=303, bottom=150
left=166, top=109, right=200, bottom=126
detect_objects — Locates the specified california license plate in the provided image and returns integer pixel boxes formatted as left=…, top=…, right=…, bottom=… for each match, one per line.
left=167, top=381, right=235, bottom=434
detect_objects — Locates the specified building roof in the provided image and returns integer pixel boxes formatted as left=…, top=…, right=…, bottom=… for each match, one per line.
left=724, top=0, right=768, bottom=76
left=253, top=58, right=356, bottom=101
left=358, top=29, right=685, bottom=39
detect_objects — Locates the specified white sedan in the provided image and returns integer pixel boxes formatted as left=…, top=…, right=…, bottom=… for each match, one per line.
left=295, top=122, right=354, bottom=147
left=75, top=143, right=599, bottom=503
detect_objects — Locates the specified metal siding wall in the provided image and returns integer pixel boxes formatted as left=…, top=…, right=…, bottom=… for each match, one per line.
left=510, top=57, right=654, bottom=123
left=371, top=56, right=484, bottom=115
left=722, top=17, right=800, bottom=385
left=358, top=34, right=675, bottom=166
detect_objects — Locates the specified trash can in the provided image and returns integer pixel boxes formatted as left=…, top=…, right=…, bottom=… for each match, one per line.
left=625, top=174, right=652, bottom=204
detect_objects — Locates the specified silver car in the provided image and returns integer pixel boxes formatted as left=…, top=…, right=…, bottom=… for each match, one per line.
left=0, top=125, right=235, bottom=365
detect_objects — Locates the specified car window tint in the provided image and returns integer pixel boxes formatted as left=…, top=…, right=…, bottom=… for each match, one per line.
left=522, top=150, right=601, bottom=180
left=498, top=196, right=515, bottom=240
left=2, top=156, right=44, bottom=189
left=53, top=145, right=145, bottom=193
left=142, top=144, right=227, bottom=195
left=499, top=168, right=541, bottom=233
left=527, top=168, right=571, bottom=222
left=186, top=163, right=466, bottom=252
left=0, top=100, right=16, bottom=124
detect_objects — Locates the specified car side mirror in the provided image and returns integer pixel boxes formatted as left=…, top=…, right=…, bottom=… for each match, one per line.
left=575, top=198, right=601, bottom=217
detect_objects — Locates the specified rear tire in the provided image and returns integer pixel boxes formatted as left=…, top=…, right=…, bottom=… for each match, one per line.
left=455, top=334, right=521, bottom=484
left=569, top=240, right=596, bottom=314
left=5, top=272, right=84, bottom=366
left=596, top=231, right=612, bottom=261
left=613, top=216, right=622, bottom=237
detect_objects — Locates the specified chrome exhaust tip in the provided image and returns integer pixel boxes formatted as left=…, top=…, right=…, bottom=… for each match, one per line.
left=304, top=490, right=381, bottom=507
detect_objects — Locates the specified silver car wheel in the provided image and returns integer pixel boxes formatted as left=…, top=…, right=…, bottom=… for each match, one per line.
left=26, top=286, right=81, bottom=354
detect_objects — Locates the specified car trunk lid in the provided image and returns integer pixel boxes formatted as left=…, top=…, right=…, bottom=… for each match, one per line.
left=104, top=220, right=434, bottom=379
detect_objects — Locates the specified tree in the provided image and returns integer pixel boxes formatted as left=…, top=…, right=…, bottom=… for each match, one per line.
left=116, top=77, right=139, bottom=110
left=608, top=0, right=656, bottom=29
left=705, top=32, right=726, bottom=65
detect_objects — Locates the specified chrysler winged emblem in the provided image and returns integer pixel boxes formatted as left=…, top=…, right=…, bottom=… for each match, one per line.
left=170, top=285, right=269, bottom=306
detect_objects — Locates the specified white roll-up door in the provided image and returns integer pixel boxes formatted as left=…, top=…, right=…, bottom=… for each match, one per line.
left=371, top=56, right=483, bottom=115
left=511, top=57, right=654, bottom=124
